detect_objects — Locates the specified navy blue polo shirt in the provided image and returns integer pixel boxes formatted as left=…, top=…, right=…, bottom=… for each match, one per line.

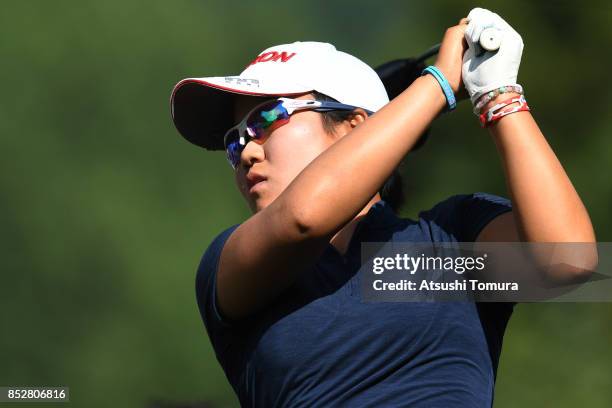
left=196, top=192, right=515, bottom=407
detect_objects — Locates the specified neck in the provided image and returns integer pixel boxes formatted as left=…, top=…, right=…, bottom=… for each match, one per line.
left=329, top=193, right=382, bottom=256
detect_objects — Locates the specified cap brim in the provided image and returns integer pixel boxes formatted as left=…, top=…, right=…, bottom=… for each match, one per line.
left=171, top=77, right=312, bottom=150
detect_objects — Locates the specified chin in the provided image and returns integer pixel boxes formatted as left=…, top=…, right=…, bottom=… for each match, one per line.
left=255, top=198, right=270, bottom=212
left=252, top=193, right=279, bottom=213
left=247, top=196, right=265, bottom=213
left=244, top=186, right=281, bottom=213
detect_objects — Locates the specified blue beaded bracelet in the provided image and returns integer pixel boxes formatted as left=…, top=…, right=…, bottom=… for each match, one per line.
left=422, top=66, right=456, bottom=111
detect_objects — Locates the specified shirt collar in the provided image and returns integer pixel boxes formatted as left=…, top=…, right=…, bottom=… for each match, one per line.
left=323, top=199, right=403, bottom=261
left=347, top=199, right=402, bottom=253
left=359, top=199, right=401, bottom=231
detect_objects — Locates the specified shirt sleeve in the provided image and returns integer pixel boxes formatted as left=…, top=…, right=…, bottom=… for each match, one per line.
left=195, top=223, right=241, bottom=349
left=421, top=192, right=513, bottom=242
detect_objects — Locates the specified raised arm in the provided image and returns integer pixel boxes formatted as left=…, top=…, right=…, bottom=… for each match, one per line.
left=478, top=100, right=596, bottom=243
left=216, top=25, right=467, bottom=320
left=465, top=8, right=598, bottom=281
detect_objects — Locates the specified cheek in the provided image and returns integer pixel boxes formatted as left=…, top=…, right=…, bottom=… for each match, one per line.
left=265, top=120, right=331, bottom=179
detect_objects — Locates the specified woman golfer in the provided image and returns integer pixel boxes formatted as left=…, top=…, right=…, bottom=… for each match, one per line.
left=170, top=8, right=595, bottom=407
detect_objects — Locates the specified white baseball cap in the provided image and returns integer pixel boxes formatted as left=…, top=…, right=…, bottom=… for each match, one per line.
left=170, top=41, right=389, bottom=150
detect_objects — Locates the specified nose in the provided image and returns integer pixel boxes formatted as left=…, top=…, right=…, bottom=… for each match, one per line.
left=239, top=138, right=265, bottom=168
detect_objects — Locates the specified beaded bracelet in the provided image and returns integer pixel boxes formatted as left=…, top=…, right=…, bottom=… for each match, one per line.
left=473, top=85, right=524, bottom=115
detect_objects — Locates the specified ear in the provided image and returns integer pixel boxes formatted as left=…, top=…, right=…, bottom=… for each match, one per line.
left=348, top=108, right=368, bottom=127
left=335, top=108, right=369, bottom=138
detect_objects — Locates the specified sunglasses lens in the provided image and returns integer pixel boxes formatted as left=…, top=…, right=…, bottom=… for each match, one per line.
left=224, top=128, right=243, bottom=168
left=224, top=100, right=291, bottom=169
left=247, top=100, right=290, bottom=139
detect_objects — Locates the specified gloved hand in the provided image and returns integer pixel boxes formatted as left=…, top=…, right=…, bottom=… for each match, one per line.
left=462, top=8, right=524, bottom=105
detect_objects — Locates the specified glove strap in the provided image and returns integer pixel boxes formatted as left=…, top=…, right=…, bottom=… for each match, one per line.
left=479, top=94, right=530, bottom=127
left=422, top=66, right=456, bottom=111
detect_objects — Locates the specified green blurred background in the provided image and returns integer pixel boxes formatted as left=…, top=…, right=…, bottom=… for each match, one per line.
left=1, top=0, right=610, bottom=407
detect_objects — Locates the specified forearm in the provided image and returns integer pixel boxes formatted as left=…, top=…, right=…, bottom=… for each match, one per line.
left=281, top=75, right=446, bottom=238
left=488, top=108, right=596, bottom=242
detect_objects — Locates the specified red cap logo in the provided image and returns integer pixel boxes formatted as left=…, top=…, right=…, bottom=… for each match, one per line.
left=247, top=51, right=297, bottom=68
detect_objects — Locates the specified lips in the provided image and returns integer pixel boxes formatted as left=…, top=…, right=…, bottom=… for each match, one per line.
left=246, top=172, right=267, bottom=190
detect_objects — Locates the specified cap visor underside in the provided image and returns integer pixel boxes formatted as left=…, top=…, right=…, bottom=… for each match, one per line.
left=171, top=78, right=312, bottom=150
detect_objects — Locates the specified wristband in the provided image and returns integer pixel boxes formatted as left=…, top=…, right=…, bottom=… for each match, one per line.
left=422, top=66, right=456, bottom=111
left=479, top=94, right=530, bottom=127
left=473, top=85, right=524, bottom=115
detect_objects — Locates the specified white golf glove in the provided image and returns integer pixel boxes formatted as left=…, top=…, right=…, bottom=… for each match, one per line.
left=462, top=8, right=524, bottom=105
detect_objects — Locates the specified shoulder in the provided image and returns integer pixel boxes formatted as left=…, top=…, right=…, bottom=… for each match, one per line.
left=199, top=224, right=241, bottom=266
left=195, top=223, right=242, bottom=332
left=418, top=192, right=512, bottom=242
left=196, top=223, right=241, bottom=289
left=420, top=192, right=511, bottom=214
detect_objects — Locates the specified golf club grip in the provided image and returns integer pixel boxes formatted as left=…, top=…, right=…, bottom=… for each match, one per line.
left=373, top=31, right=501, bottom=151
left=478, top=27, right=501, bottom=51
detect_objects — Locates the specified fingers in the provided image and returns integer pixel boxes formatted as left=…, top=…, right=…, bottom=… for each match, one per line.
left=466, top=8, right=516, bottom=43
left=467, top=12, right=496, bottom=46
left=467, top=7, right=490, bottom=23
left=466, top=7, right=491, bottom=43
left=448, top=19, right=469, bottom=36
left=449, top=22, right=469, bottom=55
left=491, top=11, right=513, bottom=31
left=464, top=7, right=523, bottom=56
left=461, top=8, right=525, bottom=104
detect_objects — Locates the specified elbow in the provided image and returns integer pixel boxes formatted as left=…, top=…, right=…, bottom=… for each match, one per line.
left=278, top=199, right=320, bottom=241
left=573, top=246, right=599, bottom=282
left=543, top=244, right=599, bottom=285
left=286, top=202, right=337, bottom=241
left=292, top=208, right=315, bottom=238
